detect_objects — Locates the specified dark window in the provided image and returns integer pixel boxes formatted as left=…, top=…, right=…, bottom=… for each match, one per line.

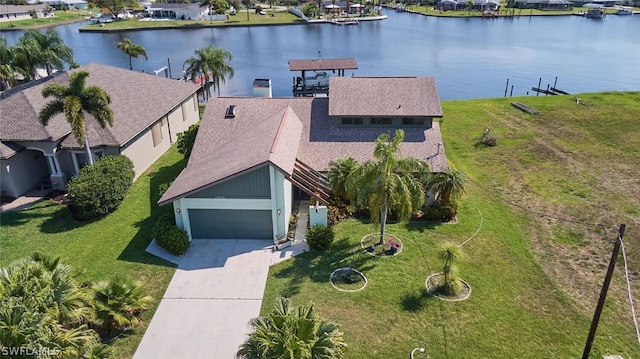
left=371, top=117, right=392, bottom=125
left=341, top=118, right=363, bottom=125
left=402, top=118, right=425, bottom=125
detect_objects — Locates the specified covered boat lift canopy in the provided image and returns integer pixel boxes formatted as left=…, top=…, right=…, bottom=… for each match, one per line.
left=289, top=58, right=359, bottom=97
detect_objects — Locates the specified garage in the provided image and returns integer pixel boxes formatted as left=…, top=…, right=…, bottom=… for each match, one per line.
left=188, top=209, right=273, bottom=240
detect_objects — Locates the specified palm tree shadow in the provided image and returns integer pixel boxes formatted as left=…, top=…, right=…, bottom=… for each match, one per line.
left=400, top=288, right=437, bottom=312
left=403, top=220, right=440, bottom=233
left=275, top=237, right=378, bottom=297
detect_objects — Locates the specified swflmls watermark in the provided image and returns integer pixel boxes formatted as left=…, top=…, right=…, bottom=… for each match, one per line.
left=1, top=346, right=61, bottom=357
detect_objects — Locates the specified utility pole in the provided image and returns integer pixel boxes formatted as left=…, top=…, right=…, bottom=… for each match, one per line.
left=582, top=224, right=626, bottom=359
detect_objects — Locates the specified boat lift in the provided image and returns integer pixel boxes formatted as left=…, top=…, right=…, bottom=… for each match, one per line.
left=289, top=58, right=358, bottom=97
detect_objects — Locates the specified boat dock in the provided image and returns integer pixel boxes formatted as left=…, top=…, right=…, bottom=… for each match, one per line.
left=289, top=58, right=358, bottom=97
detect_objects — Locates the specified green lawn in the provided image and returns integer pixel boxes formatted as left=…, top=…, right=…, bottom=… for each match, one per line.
left=263, top=92, right=640, bottom=358
left=80, top=10, right=303, bottom=31
left=0, top=146, right=187, bottom=358
left=0, top=11, right=89, bottom=30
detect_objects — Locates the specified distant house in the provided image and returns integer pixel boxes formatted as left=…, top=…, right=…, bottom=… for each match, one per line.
left=158, top=77, right=447, bottom=242
left=0, top=5, right=50, bottom=22
left=437, top=0, right=500, bottom=10
left=0, top=63, right=200, bottom=199
left=145, top=3, right=210, bottom=20
left=34, top=0, right=88, bottom=10
left=514, top=0, right=574, bottom=10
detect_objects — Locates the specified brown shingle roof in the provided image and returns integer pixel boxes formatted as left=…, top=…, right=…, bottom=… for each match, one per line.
left=288, top=58, right=358, bottom=72
left=328, top=77, right=443, bottom=117
left=158, top=104, right=303, bottom=204
left=0, top=141, right=24, bottom=160
left=0, top=63, right=199, bottom=148
left=158, top=77, right=448, bottom=205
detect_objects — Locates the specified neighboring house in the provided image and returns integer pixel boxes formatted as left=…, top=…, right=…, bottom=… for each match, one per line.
left=0, top=63, right=200, bottom=199
left=514, top=0, right=574, bottom=9
left=0, top=5, right=50, bottom=22
left=437, top=0, right=500, bottom=10
left=36, top=0, right=88, bottom=10
left=158, top=76, right=447, bottom=243
left=145, top=3, right=209, bottom=20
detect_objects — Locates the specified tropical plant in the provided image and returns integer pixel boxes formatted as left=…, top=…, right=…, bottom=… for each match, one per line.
left=176, top=123, right=199, bottom=159
left=440, top=242, right=464, bottom=296
left=184, top=45, right=234, bottom=100
left=0, top=255, right=109, bottom=358
left=92, top=277, right=153, bottom=333
left=200, top=0, right=230, bottom=22
left=14, top=29, right=75, bottom=78
left=237, top=297, right=347, bottom=359
left=39, top=70, right=114, bottom=166
left=116, top=38, right=148, bottom=71
left=0, top=36, right=17, bottom=91
left=466, top=0, right=474, bottom=14
left=347, top=129, right=429, bottom=244
left=327, top=157, right=359, bottom=201
left=428, top=167, right=467, bottom=207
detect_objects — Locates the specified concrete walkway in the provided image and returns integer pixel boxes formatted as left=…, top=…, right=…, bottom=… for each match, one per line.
left=134, top=239, right=274, bottom=359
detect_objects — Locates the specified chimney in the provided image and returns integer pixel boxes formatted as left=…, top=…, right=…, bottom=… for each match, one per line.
left=253, top=78, right=272, bottom=98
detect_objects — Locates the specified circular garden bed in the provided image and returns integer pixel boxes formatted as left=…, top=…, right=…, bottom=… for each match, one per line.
left=425, top=273, right=471, bottom=301
left=360, top=233, right=403, bottom=257
left=330, top=267, right=368, bottom=292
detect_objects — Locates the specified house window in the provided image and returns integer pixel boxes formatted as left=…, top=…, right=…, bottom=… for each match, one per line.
left=341, top=117, right=363, bottom=125
left=371, top=117, right=392, bottom=125
left=74, top=150, right=103, bottom=172
left=151, top=121, right=163, bottom=147
left=402, top=118, right=425, bottom=125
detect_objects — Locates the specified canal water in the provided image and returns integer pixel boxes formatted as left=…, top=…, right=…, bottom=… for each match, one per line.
left=3, top=11, right=639, bottom=99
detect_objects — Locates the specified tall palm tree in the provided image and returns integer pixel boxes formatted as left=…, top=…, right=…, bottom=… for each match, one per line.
left=428, top=167, right=467, bottom=206
left=237, top=297, right=346, bottom=359
left=184, top=45, right=234, bottom=100
left=327, top=157, right=359, bottom=201
left=347, top=129, right=428, bottom=244
left=39, top=70, right=114, bottom=166
left=25, top=29, right=75, bottom=76
left=116, top=38, right=148, bottom=71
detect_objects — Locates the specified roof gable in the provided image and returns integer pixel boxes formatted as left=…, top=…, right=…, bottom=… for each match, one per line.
left=328, top=77, right=443, bottom=117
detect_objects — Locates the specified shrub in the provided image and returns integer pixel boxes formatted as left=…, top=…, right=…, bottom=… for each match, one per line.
left=153, top=213, right=190, bottom=255
left=306, top=224, right=335, bottom=251
left=67, top=155, right=134, bottom=221
left=176, top=123, right=199, bottom=160
left=158, top=181, right=173, bottom=197
left=418, top=203, right=457, bottom=221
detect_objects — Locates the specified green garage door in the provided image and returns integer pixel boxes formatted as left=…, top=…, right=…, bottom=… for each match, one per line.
left=188, top=209, right=273, bottom=239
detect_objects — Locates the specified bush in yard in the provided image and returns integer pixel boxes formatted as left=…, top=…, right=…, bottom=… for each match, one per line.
left=67, top=155, right=134, bottom=221
left=153, top=213, right=190, bottom=255
left=176, top=123, right=199, bottom=160
left=306, top=224, right=335, bottom=251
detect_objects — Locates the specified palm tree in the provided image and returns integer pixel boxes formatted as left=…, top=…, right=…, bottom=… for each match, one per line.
left=92, top=277, right=153, bottom=332
left=25, top=29, right=75, bottom=76
left=347, top=129, right=429, bottom=245
left=184, top=45, right=234, bottom=100
left=327, top=157, right=359, bottom=201
left=440, top=242, right=464, bottom=296
left=0, top=36, right=16, bottom=91
left=237, top=297, right=346, bottom=359
left=116, top=38, right=148, bottom=71
left=39, top=70, right=114, bottom=167
left=428, top=167, right=467, bottom=206
left=466, top=0, right=474, bottom=14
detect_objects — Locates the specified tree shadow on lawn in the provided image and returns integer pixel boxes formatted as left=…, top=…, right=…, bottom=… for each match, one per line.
left=400, top=288, right=438, bottom=312
left=274, top=237, right=378, bottom=297
left=403, top=220, right=440, bottom=234
left=117, top=158, right=186, bottom=268
left=3, top=201, right=84, bottom=233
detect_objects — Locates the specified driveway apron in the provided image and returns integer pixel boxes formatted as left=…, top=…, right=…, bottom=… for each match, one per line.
left=134, top=239, right=273, bottom=359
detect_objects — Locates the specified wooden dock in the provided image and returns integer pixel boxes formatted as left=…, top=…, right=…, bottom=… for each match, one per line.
left=511, top=102, right=541, bottom=114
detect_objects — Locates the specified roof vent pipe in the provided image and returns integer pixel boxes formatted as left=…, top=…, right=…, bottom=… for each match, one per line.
left=225, top=105, right=237, bottom=118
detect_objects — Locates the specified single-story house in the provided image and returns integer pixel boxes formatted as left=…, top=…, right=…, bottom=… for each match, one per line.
left=33, top=0, right=88, bottom=10
left=158, top=76, right=448, bottom=243
left=514, top=0, right=574, bottom=9
left=144, top=3, right=210, bottom=20
left=437, top=0, right=500, bottom=10
left=0, top=5, right=50, bottom=22
left=0, top=63, right=200, bottom=199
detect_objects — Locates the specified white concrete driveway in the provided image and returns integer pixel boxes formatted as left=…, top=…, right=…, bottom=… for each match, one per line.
left=134, top=239, right=273, bottom=359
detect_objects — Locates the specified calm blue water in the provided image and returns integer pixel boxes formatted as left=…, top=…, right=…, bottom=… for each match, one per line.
left=3, top=11, right=639, bottom=99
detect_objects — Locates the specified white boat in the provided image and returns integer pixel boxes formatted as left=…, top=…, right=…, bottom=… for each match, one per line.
left=616, top=7, right=633, bottom=15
